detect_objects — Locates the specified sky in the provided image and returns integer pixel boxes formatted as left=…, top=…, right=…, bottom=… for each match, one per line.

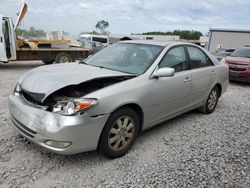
left=1, top=0, right=250, bottom=37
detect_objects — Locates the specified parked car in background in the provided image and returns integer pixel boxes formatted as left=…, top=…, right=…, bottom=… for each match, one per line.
left=80, top=41, right=104, bottom=49
left=81, top=41, right=105, bottom=54
left=215, top=47, right=226, bottom=54
left=78, top=34, right=109, bottom=46
left=221, top=47, right=250, bottom=82
left=9, top=41, right=228, bottom=158
left=224, top=48, right=235, bottom=53
left=215, top=51, right=231, bottom=61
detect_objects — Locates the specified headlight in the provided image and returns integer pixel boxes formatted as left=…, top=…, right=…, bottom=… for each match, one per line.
left=52, top=98, right=98, bottom=116
left=14, top=83, right=21, bottom=93
left=13, top=83, right=22, bottom=96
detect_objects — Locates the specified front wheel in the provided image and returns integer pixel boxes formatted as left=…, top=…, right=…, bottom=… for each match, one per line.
left=98, top=107, right=139, bottom=158
left=199, top=86, right=219, bottom=114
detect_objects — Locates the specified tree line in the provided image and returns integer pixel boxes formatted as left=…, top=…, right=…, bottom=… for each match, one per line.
left=16, top=20, right=110, bottom=38
left=142, top=30, right=203, bottom=40
left=16, top=26, right=45, bottom=38
left=16, top=21, right=203, bottom=41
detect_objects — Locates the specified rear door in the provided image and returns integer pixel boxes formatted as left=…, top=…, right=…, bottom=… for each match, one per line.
left=0, top=15, right=7, bottom=62
left=186, top=45, right=216, bottom=106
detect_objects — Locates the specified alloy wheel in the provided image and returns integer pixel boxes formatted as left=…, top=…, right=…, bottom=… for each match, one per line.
left=207, top=89, right=218, bottom=111
left=108, top=116, right=135, bottom=151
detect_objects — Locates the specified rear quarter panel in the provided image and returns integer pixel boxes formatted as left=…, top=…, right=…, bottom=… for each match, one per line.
left=215, top=63, right=229, bottom=95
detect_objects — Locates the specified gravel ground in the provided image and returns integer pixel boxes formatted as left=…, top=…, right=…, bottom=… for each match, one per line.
left=0, top=61, right=249, bottom=188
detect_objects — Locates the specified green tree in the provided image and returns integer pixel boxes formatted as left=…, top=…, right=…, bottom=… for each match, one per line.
left=79, top=30, right=99, bottom=36
left=180, top=30, right=191, bottom=40
left=173, top=30, right=181, bottom=36
left=29, top=26, right=36, bottom=36
left=95, top=20, right=109, bottom=34
left=141, top=30, right=203, bottom=40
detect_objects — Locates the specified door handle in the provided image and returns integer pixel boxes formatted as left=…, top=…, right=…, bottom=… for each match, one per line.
left=184, top=77, right=191, bottom=83
left=210, top=71, right=216, bottom=76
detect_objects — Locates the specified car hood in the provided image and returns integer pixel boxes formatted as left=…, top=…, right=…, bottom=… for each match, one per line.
left=225, top=56, right=250, bottom=65
left=19, top=63, right=131, bottom=99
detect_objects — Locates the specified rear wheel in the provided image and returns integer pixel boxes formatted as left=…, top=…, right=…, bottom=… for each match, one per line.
left=98, top=107, right=139, bottom=158
left=55, top=53, right=73, bottom=63
left=199, top=86, right=219, bottom=114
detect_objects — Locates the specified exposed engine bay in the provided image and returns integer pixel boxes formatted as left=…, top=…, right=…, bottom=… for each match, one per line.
left=42, top=76, right=135, bottom=111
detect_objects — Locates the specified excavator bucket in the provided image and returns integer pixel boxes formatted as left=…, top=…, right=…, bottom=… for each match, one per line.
left=14, top=1, right=28, bottom=30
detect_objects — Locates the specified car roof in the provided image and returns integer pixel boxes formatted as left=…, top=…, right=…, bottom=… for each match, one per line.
left=118, top=40, right=194, bottom=47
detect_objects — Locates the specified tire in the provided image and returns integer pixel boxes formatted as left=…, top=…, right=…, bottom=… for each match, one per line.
left=98, top=107, right=140, bottom=159
left=55, top=53, right=73, bottom=63
left=199, top=86, right=219, bottom=114
left=42, top=60, right=54, bottom=65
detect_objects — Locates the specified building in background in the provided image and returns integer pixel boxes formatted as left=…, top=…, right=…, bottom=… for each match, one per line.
left=199, top=36, right=209, bottom=48
left=46, top=30, right=69, bottom=40
left=109, top=34, right=180, bottom=44
left=208, top=28, right=250, bottom=53
left=46, top=30, right=81, bottom=47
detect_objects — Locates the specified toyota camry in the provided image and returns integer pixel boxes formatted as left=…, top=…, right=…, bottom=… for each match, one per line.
left=9, top=41, right=228, bottom=158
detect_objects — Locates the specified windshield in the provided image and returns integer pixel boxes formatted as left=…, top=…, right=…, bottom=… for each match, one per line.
left=85, top=43, right=164, bottom=75
left=231, top=48, right=250, bottom=58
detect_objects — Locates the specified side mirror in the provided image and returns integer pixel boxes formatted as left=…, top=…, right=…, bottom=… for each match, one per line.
left=152, top=67, right=175, bottom=78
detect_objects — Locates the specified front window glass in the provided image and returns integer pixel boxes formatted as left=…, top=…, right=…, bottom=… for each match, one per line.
left=231, top=48, right=250, bottom=58
left=85, top=43, right=164, bottom=75
left=159, top=46, right=188, bottom=72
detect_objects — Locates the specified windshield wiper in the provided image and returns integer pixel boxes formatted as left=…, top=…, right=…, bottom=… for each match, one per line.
left=79, top=60, right=87, bottom=64
left=79, top=61, right=105, bottom=69
left=89, top=64, right=105, bottom=69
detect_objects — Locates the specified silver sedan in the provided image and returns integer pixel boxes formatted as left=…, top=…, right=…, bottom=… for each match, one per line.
left=8, top=41, right=228, bottom=158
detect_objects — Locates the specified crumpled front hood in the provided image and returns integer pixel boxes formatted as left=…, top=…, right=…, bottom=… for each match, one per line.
left=19, top=63, right=131, bottom=99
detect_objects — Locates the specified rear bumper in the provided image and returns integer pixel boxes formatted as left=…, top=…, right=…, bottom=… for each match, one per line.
left=8, top=93, right=109, bottom=154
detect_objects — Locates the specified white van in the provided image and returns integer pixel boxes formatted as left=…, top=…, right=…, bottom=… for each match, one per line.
left=78, top=34, right=109, bottom=46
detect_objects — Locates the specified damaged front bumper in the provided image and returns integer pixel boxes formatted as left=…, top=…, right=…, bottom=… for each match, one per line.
left=8, top=93, right=110, bottom=154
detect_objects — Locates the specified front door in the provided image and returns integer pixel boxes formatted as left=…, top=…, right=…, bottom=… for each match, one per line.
left=0, top=15, right=7, bottom=62
left=144, top=46, right=192, bottom=128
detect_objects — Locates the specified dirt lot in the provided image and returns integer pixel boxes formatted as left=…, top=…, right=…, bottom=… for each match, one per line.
left=0, top=61, right=249, bottom=187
